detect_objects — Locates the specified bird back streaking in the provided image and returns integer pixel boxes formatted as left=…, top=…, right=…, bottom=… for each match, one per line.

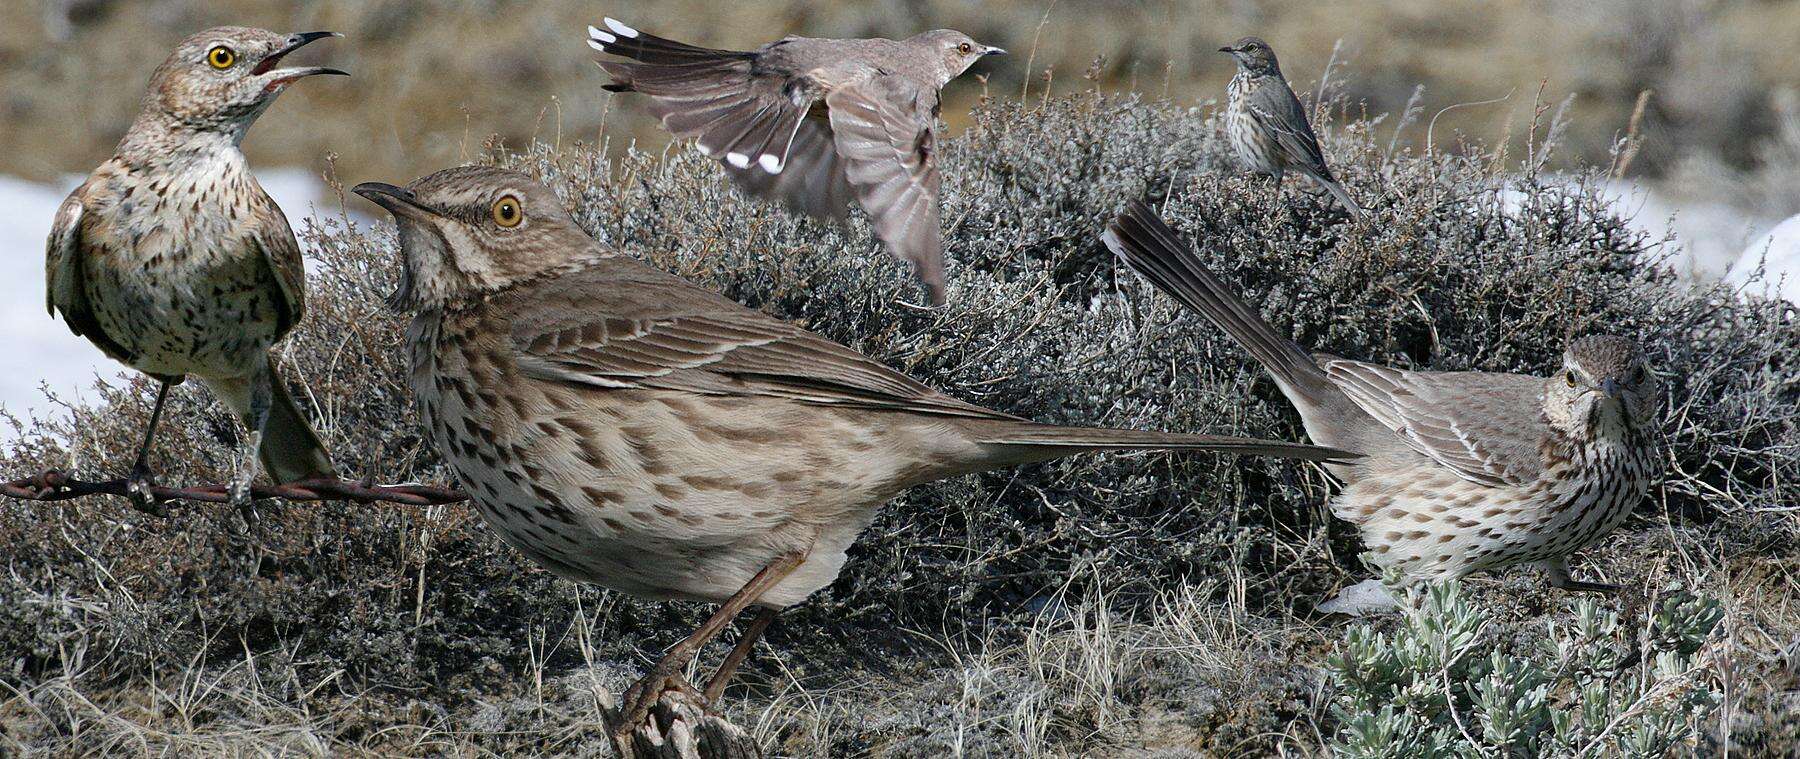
left=355, top=167, right=1351, bottom=734
left=1104, top=200, right=1660, bottom=614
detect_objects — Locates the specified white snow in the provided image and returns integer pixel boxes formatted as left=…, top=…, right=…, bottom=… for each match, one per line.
left=1729, top=214, right=1800, bottom=303
left=0, top=170, right=348, bottom=432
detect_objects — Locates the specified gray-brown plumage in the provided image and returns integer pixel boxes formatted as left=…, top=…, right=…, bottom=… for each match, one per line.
left=587, top=17, right=1005, bottom=305
left=353, top=167, right=1349, bottom=730
left=1104, top=201, right=1661, bottom=613
left=1219, top=37, right=1364, bottom=221
left=46, top=27, right=344, bottom=505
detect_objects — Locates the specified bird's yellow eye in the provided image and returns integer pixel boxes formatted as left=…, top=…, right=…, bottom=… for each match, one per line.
left=207, top=46, right=237, bottom=69
left=1564, top=370, right=1579, bottom=388
left=958, top=42, right=973, bottom=54
left=491, top=196, right=523, bottom=227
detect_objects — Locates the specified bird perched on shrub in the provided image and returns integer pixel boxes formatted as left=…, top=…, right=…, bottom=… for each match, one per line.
left=354, top=167, right=1349, bottom=733
left=1219, top=37, right=1364, bottom=221
left=587, top=17, right=1005, bottom=305
left=1105, top=200, right=1660, bottom=613
left=46, top=27, right=345, bottom=506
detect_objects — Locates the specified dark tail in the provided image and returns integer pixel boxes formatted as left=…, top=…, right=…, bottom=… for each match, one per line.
left=205, top=360, right=337, bottom=484
left=1102, top=200, right=1341, bottom=414
left=587, top=19, right=805, bottom=172
left=967, top=420, right=1354, bottom=464
left=258, top=367, right=336, bottom=483
left=1307, top=170, right=1365, bottom=222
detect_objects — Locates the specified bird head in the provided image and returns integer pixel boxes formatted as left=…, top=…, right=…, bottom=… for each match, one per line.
left=910, top=29, right=1005, bottom=84
left=144, top=27, right=345, bottom=141
left=353, top=167, right=596, bottom=311
left=1542, top=335, right=1659, bottom=440
left=1218, top=36, right=1280, bottom=76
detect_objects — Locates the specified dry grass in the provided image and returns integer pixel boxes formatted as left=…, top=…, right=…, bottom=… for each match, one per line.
left=0, top=79, right=1796, bottom=756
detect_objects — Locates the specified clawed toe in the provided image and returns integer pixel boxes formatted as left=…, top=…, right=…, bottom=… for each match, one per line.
left=617, top=670, right=708, bottom=735
left=124, top=465, right=168, bottom=516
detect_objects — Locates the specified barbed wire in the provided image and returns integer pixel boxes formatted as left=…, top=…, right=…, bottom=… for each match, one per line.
left=1, top=470, right=468, bottom=515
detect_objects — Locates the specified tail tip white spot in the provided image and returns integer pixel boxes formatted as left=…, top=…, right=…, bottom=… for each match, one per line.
left=757, top=155, right=783, bottom=173
left=603, top=18, right=640, bottom=38
left=695, top=144, right=713, bottom=156
left=726, top=152, right=752, bottom=169
left=586, top=38, right=608, bottom=52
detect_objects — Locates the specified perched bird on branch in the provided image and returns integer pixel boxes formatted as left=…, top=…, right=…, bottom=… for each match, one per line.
left=587, top=17, right=1005, bottom=305
left=1105, top=200, right=1660, bottom=613
left=1219, top=37, right=1364, bottom=221
left=45, top=27, right=345, bottom=506
left=354, top=167, right=1349, bottom=734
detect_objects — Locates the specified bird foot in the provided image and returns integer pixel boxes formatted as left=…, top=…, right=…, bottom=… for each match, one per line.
left=124, top=463, right=170, bottom=517
left=230, top=431, right=263, bottom=517
left=616, top=669, right=709, bottom=737
left=1318, top=578, right=1401, bottom=616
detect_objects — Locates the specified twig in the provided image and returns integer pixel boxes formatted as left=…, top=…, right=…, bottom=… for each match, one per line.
left=1, top=470, right=468, bottom=509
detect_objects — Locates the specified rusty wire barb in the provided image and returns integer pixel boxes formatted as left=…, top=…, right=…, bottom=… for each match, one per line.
left=1, top=470, right=468, bottom=512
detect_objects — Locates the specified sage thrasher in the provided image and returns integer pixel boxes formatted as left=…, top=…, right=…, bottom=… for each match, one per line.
left=588, top=17, right=1005, bottom=305
left=354, top=167, right=1349, bottom=731
left=1220, top=37, right=1364, bottom=221
left=1104, top=200, right=1660, bottom=614
left=46, top=27, right=344, bottom=506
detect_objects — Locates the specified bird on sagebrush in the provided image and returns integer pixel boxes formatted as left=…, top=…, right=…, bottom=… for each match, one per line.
left=46, top=27, right=345, bottom=507
left=587, top=17, right=1005, bottom=305
left=1104, top=201, right=1661, bottom=614
left=1219, top=37, right=1364, bottom=221
left=353, top=167, right=1350, bottom=733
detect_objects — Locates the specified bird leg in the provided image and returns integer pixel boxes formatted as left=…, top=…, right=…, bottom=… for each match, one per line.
left=125, top=380, right=174, bottom=515
left=1540, top=558, right=1620, bottom=594
left=617, top=552, right=803, bottom=735
left=702, top=607, right=779, bottom=705
left=229, top=368, right=275, bottom=513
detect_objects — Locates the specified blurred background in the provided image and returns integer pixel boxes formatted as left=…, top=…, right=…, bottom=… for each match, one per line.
left=3, top=0, right=1798, bottom=421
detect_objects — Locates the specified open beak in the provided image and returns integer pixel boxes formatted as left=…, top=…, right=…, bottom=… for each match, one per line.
left=353, top=182, right=435, bottom=220
left=982, top=45, right=1007, bottom=56
left=256, top=31, right=348, bottom=83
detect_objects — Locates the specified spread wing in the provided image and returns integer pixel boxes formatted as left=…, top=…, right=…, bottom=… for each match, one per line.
left=826, top=74, right=946, bottom=304
left=1247, top=80, right=1330, bottom=177
left=508, top=257, right=1013, bottom=420
left=45, top=193, right=134, bottom=362
left=1323, top=360, right=1547, bottom=487
left=726, top=112, right=856, bottom=223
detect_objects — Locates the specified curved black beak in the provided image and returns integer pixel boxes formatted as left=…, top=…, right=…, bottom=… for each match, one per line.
left=1217, top=45, right=1236, bottom=54
left=982, top=45, right=1007, bottom=56
left=353, top=182, right=434, bottom=219
left=255, top=31, right=347, bottom=77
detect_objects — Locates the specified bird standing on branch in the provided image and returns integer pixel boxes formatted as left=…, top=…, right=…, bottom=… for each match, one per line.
left=1219, top=37, right=1365, bottom=221
left=1105, top=201, right=1660, bottom=614
left=354, top=167, right=1349, bottom=735
left=588, top=17, right=1005, bottom=305
left=46, top=27, right=345, bottom=507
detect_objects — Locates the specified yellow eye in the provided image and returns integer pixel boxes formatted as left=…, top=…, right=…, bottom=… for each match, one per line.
left=958, top=42, right=973, bottom=54
left=207, top=46, right=237, bottom=69
left=1563, top=370, right=1579, bottom=388
left=491, top=196, right=523, bottom=227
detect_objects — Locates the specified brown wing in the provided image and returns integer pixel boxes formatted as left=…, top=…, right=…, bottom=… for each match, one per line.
left=45, top=192, right=134, bottom=362
left=1324, top=360, right=1548, bottom=487
left=249, top=203, right=307, bottom=337
left=1246, top=79, right=1330, bottom=178
left=592, top=27, right=823, bottom=183
left=826, top=75, right=946, bottom=304
left=509, top=256, right=1014, bottom=421
left=725, top=112, right=856, bottom=223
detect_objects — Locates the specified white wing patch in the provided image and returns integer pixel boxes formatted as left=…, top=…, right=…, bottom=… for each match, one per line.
left=603, top=17, right=640, bottom=38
